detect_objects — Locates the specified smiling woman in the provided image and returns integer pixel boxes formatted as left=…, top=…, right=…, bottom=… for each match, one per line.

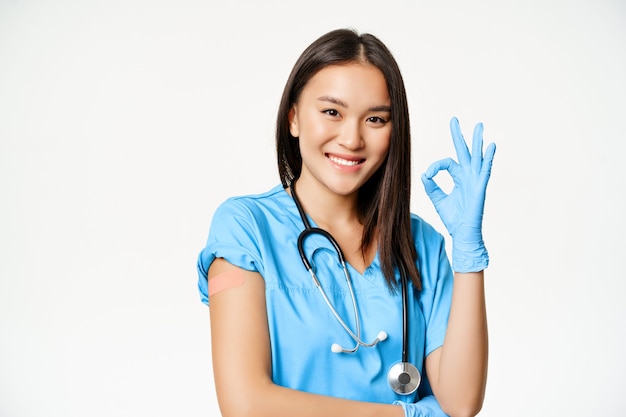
left=196, top=28, right=495, bottom=417
left=289, top=63, right=392, bottom=205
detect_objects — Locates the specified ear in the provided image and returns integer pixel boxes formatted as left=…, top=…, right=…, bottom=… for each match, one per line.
left=288, top=106, right=299, bottom=138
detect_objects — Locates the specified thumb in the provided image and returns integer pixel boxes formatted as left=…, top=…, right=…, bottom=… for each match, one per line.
left=421, top=173, right=447, bottom=204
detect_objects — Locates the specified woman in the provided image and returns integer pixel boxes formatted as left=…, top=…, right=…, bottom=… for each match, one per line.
left=197, top=28, right=496, bottom=417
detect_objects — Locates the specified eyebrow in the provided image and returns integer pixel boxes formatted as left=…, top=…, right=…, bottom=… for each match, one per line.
left=317, top=96, right=391, bottom=113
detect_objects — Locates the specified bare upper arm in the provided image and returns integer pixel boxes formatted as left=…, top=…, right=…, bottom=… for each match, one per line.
left=208, top=258, right=272, bottom=411
left=425, top=346, right=442, bottom=397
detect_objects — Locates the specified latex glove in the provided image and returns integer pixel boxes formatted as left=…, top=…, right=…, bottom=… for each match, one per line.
left=421, top=117, right=496, bottom=273
left=394, top=395, right=448, bottom=417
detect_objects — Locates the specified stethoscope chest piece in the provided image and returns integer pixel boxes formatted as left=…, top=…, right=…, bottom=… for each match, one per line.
left=388, top=361, right=420, bottom=395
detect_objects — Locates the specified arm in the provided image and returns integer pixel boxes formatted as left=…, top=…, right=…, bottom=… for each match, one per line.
left=425, top=271, right=488, bottom=417
left=208, top=257, right=404, bottom=417
left=421, top=117, right=496, bottom=417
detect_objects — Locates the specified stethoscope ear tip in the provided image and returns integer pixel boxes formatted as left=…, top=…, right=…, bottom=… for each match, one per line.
left=377, top=331, right=388, bottom=341
left=331, top=343, right=343, bottom=353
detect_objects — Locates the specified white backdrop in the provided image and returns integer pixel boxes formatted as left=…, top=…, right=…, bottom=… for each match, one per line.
left=1, top=1, right=625, bottom=416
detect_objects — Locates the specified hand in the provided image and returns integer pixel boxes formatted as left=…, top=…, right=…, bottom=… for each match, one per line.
left=394, top=395, right=448, bottom=417
left=421, top=117, right=496, bottom=273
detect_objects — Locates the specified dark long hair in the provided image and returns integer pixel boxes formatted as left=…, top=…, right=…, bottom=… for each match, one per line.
left=276, top=28, right=421, bottom=291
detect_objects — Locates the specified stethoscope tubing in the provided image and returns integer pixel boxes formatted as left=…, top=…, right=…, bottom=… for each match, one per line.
left=399, top=263, right=409, bottom=364
left=294, top=197, right=356, bottom=335
left=298, top=226, right=374, bottom=351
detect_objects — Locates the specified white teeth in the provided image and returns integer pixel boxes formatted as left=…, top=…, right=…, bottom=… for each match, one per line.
left=328, top=155, right=361, bottom=166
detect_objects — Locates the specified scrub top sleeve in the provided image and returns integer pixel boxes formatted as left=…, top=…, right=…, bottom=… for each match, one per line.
left=425, top=237, right=454, bottom=356
left=197, top=198, right=264, bottom=306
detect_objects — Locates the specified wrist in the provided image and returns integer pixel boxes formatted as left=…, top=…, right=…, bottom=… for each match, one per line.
left=393, top=395, right=443, bottom=417
left=393, top=400, right=434, bottom=417
left=451, top=239, right=489, bottom=273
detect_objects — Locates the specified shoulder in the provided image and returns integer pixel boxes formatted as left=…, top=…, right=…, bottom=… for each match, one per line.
left=199, top=184, right=291, bottom=280
left=409, top=213, right=446, bottom=247
left=212, top=184, right=290, bottom=225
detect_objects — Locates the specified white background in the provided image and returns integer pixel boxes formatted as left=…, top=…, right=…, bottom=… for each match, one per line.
left=1, top=1, right=625, bottom=416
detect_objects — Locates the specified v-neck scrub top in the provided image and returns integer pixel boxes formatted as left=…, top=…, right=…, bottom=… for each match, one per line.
left=197, top=184, right=454, bottom=404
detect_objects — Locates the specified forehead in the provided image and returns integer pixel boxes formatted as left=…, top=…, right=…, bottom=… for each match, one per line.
left=299, top=63, right=390, bottom=106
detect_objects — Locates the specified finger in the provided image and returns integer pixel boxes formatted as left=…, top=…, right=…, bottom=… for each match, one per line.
left=450, top=117, right=470, bottom=167
left=471, top=122, right=484, bottom=174
left=480, top=143, right=496, bottom=182
left=421, top=173, right=447, bottom=204
left=424, top=158, right=460, bottom=180
left=484, top=142, right=496, bottom=165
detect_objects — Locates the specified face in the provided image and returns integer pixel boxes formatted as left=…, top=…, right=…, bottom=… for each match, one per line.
left=289, top=63, right=392, bottom=199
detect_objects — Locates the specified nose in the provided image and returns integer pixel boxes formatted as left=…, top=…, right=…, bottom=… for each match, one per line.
left=336, top=121, right=364, bottom=150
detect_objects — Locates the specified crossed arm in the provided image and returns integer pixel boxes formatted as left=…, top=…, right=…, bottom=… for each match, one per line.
left=207, top=258, right=488, bottom=417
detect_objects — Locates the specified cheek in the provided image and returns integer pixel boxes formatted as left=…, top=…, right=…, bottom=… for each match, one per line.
left=300, top=116, right=336, bottom=142
left=370, top=129, right=392, bottom=156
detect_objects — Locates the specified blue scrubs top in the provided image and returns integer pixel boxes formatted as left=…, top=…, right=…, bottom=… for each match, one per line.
left=197, top=185, right=453, bottom=404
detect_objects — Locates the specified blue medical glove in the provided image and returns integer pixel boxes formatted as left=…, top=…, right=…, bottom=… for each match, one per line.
left=421, top=117, right=496, bottom=273
left=394, top=395, right=448, bottom=417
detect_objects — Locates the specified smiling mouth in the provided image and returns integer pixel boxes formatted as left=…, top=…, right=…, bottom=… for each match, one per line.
left=327, top=154, right=364, bottom=167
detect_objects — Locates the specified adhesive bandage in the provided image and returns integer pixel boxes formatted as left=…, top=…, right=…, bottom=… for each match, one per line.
left=208, top=269, right=246, bottom=297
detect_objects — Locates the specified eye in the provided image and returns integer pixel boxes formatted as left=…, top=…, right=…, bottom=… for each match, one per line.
left=322, top=109, right=340, bottom=117
left=367, top=116, right=388, bottom=124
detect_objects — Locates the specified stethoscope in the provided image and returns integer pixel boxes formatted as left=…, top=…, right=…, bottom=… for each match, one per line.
left=291, top=182, right=421, bottom=395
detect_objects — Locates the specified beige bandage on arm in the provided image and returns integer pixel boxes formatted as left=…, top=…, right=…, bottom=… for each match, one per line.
left=208, top=268, right=246, bottom=297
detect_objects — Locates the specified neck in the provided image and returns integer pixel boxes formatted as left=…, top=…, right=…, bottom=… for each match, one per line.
left=290, top=177, right=379, bottom=274
left=291, top=177, right=360, bottom=231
